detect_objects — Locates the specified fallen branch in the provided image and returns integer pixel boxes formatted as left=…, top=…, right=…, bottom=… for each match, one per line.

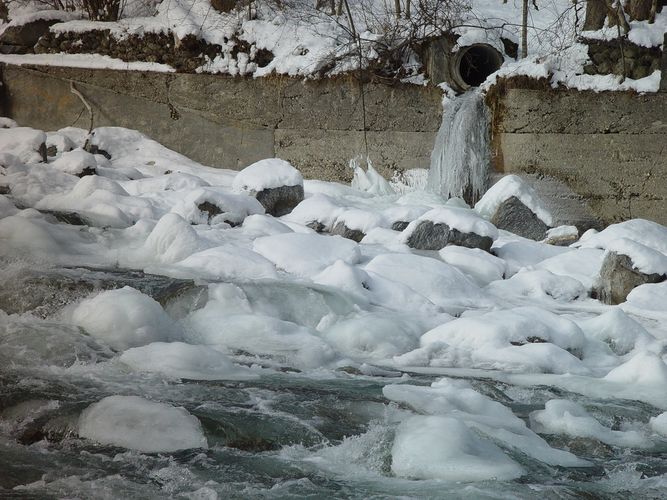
left=70, top=81, right=94, bottom=147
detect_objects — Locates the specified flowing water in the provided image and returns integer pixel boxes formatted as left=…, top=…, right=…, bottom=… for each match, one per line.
left=427, top=90, right=491, bottom=205
left=1, top=266, right=667, bottom=499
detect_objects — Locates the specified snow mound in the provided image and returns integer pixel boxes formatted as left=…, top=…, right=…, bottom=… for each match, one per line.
left=232, top=158, right=303, bottom=192
left=71, top=286, right=180, bottom=351
left=623, top=281, right=667, bottom=312
left=78, top=395, right=207, bottom=452
left=0, top=127, right=46, bottom=164
left=475, top=174, right=554, bottom=226
left=604, top=352, right=667, bottom=386
left=577, top=219, right=667, bottom=256
left=253, top=232, right=361, bottom=278
left=50, top=148, right=97, bottom=176
left=397, top=306, right=586, bottom=374
left=391, top=415, right=524, bottom=481
left=119, top=342, right=258, bottom=380
left=439, top=245, right=506, bottom=286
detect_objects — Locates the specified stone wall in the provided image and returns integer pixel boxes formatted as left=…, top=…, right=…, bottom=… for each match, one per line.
left=0, top=64, right=442, bottom=182
left=491, top=87, right=667, bottom=226
left=583, top=40, right=662, bottom=80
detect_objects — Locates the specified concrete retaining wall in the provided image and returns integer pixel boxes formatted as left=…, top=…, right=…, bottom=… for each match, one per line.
left=0, top=64, right=442, bottom=182
left=492, top=88, right=667, bottom=226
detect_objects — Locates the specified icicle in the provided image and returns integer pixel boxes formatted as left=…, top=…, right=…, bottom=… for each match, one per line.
left=427, top=89, right=491, bottom=205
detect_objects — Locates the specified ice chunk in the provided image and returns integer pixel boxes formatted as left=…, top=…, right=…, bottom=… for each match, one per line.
left=649, top=412, right=667, bottom=437
left=253, top=232, right=361, bottom=278
left=391, top=415, right=524, bottom=481
left=71, top=286, right=180, bottom=351
left=78, top=395, right=207, bottom=452
left=232, top=158, right=303, bottom=192
left=530, top=399, right=651, bottom=448
left=119, top=342, right=258, bottom=380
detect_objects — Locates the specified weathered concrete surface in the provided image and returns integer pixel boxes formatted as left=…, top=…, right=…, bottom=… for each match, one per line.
left=0, top=64, right=441, bottom=182
left=494, top=88, right=667, bottom=226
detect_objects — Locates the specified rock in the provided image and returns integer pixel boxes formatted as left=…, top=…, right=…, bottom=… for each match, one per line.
left=254, top=184, right=304, bottom=217
left=210, top=0, right=238, bottom=13
left=40, top=209, right=90, bottom=226
left=391, top=220, right=410, bottom=232
left=595, top=251, right=666, bottom=305
left=406, top=220, right=494, bottom=252
left=331, top=221, right=365, bottom=242
left=0, top=19, right=60, bottom=54
left=490, top=196, right=550, bottom=241
left=543, top=225, right=579, bottom=246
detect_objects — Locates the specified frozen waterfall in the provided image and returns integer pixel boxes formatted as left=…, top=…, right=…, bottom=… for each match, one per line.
left=427, top=90, right=491, bottom=205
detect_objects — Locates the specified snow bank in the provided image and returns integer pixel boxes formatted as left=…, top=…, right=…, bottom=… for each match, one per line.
left=78, top=395, right=207, bottom=452
left=71, top=286, right=180, bottom=351
left=119, top=342, right=258, bottom=380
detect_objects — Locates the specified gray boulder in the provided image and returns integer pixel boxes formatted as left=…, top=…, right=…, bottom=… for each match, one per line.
left=595, top=251, right=665, bottom=305
left=331, top=221, right=365, bottom=242
left=406, top=220, right=494, bottom=252
left=490, top=196, right=550, bottom=241
left=254, top=184, right=304, bottom=217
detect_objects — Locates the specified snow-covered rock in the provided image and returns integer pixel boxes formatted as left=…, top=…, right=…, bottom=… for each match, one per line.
left=0, top=127, right=46, bottom=163
left=595, top=250, right=666, bottom=305
left=232, top=158, right=304, bottom=216
left=402, top=206, right=498, bottom=252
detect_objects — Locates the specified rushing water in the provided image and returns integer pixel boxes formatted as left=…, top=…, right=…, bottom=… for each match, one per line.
left=1, top=266, right=667, bottom=499
left=427, top=90, right=491, bottom=205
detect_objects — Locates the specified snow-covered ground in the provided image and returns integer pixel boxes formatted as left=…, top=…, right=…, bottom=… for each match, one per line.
left=1, top=121, right=667, bottom=497
left=1, top=0, right=664, bottom=91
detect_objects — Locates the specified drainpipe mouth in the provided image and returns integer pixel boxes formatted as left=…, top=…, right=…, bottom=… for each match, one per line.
left=451, top=44, right=504, bottom=91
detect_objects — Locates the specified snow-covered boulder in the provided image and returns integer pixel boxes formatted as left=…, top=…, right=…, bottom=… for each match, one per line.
left=171, top=187, right=265, bottom=226
left=330, top=208, right=387, bottom=242
left=544, top=225, right=579, bottom=246
left=0, top=127, right=47, bottom=163
left=595, top=242, right=667, bottom=305
left=78, top=395, right=208, bottom=452
left=50, top=148, right=97, bottom=177
left=232, top=158, right=304, bottom=216
left=475, top=175, right=554, bottom=241
left=401, top=206, right=498, bottom=252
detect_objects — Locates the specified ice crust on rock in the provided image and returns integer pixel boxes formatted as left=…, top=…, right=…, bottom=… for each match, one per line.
left=391, top=415, right=525, bottom=481
left=78, top=395, right=208, bottom=452
left=71, top=286, right=180, bottom=351
left=119, top=342, right=258, bottom=380
left=530, top=399, right=651, bottom=448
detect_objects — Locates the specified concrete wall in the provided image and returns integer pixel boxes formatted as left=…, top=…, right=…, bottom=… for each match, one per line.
left=0, top=64, right=442, bottom=182
left=492, top=88, right=667, bottom=226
